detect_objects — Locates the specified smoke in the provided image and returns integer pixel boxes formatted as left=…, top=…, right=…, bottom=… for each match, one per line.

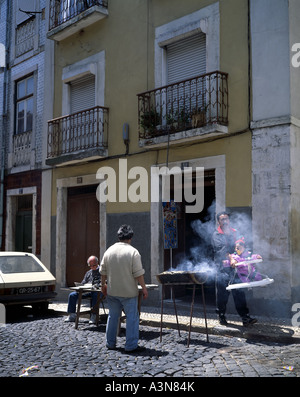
left=168, top=201, right=217, bottom=279
left=228, top=211, right=253, bottom=250
left=164, top=202, right=287, bottom=316
left=168, top=202, right=255, bottom=279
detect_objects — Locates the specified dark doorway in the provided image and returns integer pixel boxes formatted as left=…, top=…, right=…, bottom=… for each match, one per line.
left=66, top=185, right=99, bottom=286
left=163, top=170, right=216, bottom=303
left=15, top=195, right=33, bottom=253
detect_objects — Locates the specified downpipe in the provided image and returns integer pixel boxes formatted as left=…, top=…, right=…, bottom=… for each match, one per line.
left=0, top=0, right=11, bottom=249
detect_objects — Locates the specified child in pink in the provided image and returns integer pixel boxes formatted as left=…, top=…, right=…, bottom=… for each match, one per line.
left=223, top=238, right=263, bottom=283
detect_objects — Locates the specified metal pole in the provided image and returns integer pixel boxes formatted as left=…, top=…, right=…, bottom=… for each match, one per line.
left=201, top=284, right=209, bottom=343
left=188, top=284, right=196, bottom=347
left=171, top=286, right=181, bottom=337
left=170, top=248, right=173, bottom=300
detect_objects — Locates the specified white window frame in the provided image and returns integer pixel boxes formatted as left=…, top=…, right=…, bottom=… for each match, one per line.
left=62, top=51, right=105, bottom=116
left=16, top=74, right=34, bottom=134
left=8, top=65, right=38, bottom=171
left=12, top=0, right=39, bottom=62
left=154, top=3, right=220, bottom=89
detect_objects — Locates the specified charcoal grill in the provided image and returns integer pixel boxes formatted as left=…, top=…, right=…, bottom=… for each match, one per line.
left=156, top=270, right=208, bottom=285
left=156, top=270, right=209, bottom=346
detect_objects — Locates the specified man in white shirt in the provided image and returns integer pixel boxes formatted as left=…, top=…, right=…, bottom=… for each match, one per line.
left=100, top=225, right=148, bottom=352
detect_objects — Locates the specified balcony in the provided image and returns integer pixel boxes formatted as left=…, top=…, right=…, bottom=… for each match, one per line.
left=12, top=131, right=32, bottom=167
left=137, top=71, right=228, bottom=147
left=15, top=16, right=35, bottom=58
left=46, top=106, right=109, bottom=166
left=47, top=0, right=108, bottom=41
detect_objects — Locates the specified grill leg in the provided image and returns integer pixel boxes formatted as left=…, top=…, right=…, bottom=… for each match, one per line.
left=201, top=284, right=209, bottom=343
left=171, top=286, right=181, bottom=337
left=188, top=284, right=196, bottom=347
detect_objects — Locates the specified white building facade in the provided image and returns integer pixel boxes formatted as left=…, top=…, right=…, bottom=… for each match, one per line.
left=250, top=0, right=300, bottom=315
left=0, top=0, right=53, bottom=274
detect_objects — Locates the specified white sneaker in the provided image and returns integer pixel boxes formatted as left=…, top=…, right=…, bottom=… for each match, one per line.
left=64, top=313, right=76, bottom=322
left=89, top=314, right=97, bottom=325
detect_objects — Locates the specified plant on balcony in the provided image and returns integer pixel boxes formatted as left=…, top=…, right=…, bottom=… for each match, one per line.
left=177, top=108, right=191, bottom=127
left=166, top=110, right=176, bottom=130
left=191, top=105, right=207, bottom=128
left=166, top=107, right=191, bottom=131
left=140, top=108, right=161, bottom=134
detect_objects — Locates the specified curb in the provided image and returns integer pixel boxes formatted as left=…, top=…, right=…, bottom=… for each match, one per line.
left=140, top=318, right=300, bottom=344
left=50, top=305, right=300, bottom=344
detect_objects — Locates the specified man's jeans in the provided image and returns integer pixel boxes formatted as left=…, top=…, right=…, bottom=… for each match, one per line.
left=216, top=271, right=249, bottom=318
left=106, top=295, right=139, bottom=351
left=67, top=291, right=98, bottom=314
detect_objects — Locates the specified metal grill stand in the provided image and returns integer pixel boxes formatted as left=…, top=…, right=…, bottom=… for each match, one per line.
left=159, top=282, right=209, bottom=346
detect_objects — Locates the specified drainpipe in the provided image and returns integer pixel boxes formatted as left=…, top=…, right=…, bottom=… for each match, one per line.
left=248, top=0, right=252, bottom=129
left=0, top=0, right=11, bottom=250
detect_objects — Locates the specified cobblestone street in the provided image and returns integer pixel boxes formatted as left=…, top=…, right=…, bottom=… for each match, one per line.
left=0, top=306, right=299, bottom=380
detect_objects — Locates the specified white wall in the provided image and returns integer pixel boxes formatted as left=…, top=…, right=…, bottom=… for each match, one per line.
left=251, top=0, right=290, bottom=121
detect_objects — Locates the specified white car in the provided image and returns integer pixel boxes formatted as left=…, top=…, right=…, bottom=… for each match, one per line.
left=0, top=252, right=56, bottom=311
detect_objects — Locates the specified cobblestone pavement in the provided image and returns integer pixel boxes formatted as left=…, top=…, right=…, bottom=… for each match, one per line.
left=0, top=306, right=299, bottom=379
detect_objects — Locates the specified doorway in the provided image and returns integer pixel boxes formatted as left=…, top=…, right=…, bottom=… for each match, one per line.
left=163, top=170, right=216, bottom=303
left=66, top=185, right=99, bottom=286
left=15, top=195, right=33, bottom=253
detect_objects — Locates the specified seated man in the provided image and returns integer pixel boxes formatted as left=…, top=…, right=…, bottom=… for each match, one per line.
left=64, top=255, right=102, bottom=324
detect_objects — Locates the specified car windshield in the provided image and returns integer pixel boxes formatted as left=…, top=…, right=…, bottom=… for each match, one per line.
left=0, top=255, right=45, bottom=274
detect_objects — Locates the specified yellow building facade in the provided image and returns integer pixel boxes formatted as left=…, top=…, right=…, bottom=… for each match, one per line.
left=44, top=0, right=299, bottom=315
left=45, top=0, right=252, bottom=296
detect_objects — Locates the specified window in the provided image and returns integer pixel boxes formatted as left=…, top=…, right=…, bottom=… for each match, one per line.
left=166, top=33, right=206, bottom=85
left=16, top=0, right=36, bottom=26
left=15, top=16, right=35, bottom=57
left=16, top=75, right=34, bottom=134
left=0, top=255, right=45, bottom=274
left=15, top=0, right=36, bottom=57
left=154, top=4, right=220, bottom=87
left=58, top=0, right=102, bottom=25
left=70, top=74, right=95, bottom=113
left=165, top=33, right=206, bottom=117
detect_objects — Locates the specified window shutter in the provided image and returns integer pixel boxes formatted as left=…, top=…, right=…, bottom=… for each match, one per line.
left=166, top=33, right=206, bottom=84
left=70, top=74, right=95, bottom=114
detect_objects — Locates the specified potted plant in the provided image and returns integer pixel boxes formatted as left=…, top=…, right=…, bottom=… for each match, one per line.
left=140, top=108, right=161, bottom=135
left=191, top=105, right=206, bottom=128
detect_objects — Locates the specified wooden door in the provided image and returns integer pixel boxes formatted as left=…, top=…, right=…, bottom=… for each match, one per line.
left=66, top=186, right=99, bottom=286
left=15, top=211, right=32, bottom=253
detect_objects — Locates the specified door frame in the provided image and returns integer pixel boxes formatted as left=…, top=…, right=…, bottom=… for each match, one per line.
left=150, top=155, right=226, bottom=284
left=6, top=186, right=37, bottom=253
left=66, top=187, right=100, bottom=286
left=56, top=174, right=106, bottom=288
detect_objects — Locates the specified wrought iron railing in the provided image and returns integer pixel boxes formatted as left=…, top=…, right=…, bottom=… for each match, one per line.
left=47, top=106, right=109, bottom=158
left=137, top=71, right=228, bottom=139
left=49, top=0, right=108, bottom=30
left=15, top=16, right=35, bottom=57
left=13, top=131, right=32, bottom=166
